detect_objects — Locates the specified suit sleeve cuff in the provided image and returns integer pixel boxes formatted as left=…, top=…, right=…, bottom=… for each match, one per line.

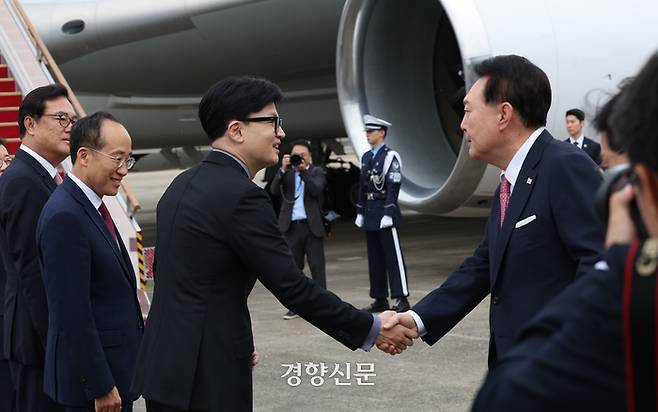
left=360, top=314, right=381, bottom=351
left=408, top=310, right=427, bottom=337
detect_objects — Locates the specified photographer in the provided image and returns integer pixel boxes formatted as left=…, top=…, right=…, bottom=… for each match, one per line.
left=472, top=52, right=658, bottom=411
left=270, top=140, right=328, bottom=320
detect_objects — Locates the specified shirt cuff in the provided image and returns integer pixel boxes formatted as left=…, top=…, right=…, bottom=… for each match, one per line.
left=408, top=310, right=427, bottom=337
left=360, top=314, right=381, bottom=351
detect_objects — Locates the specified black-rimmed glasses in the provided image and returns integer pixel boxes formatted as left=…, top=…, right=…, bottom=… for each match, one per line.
left=238, top=116, right=283, bottom=133
left=43, top=113, right=77, bottom=128
left=85, top=147, right=136, bottom=170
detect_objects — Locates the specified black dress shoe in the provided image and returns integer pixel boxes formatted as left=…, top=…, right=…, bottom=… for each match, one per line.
left=362, top=299, right=390, bottom=313
left=392, top=297, right=410, bottom=312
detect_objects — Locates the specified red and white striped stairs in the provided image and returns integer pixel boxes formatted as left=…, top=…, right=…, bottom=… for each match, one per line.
left=0, top=58, right=21, bottom=154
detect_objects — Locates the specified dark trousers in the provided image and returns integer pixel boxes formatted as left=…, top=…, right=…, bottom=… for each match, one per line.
left=8, top=360, right=63, bottom=412
left=1, top=359, right=15, bottom=411
left=366, top=227, right=409, bottom=299
left=146, top=399, right=205, bottom=412
left=284, top=221, right=326, bottom=289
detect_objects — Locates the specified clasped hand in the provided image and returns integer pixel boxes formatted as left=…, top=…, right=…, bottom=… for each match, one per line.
left=375, top=311, right=419, bottom=355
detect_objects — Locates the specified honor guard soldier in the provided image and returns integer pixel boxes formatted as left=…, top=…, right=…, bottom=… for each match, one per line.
left=355, top=114, right=410, bottom=313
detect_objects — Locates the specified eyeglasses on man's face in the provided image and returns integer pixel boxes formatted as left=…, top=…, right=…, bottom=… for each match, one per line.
left=238, top=116, right=283, bottom=133
left=43, top=113, right=77, bottom=129
left=84, top=146, right=136, bottom=170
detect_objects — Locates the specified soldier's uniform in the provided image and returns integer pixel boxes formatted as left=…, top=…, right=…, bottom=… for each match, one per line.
left=355, top=114, right=409, bottom=312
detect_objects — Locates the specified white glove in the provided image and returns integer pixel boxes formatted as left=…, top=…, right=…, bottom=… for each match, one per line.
left=379, top=215, right=393, bottom=229
left=354, top=214, right=364, bottom=228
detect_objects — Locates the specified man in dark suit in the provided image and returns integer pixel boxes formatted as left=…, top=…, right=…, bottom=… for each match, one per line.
left=473, top=52, right=658, bottom=411
left=270, top=139, right=328, bottom=320
left=0, top=139, right=15, bottom=411
left=565, top=108, right=602, bottom=165
left=383, top=55, right=605, bottom=364
left=0, top=84, right=75, bottom=411
left=131, top=77, right=417, bottom=412
left=37, top=112, right=143, bottom=411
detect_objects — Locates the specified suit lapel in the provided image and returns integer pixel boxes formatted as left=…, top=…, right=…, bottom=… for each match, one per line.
left=490, top=131, right=551, bottom=285
left=62, top=178, right=134, bottom=287
left=14, top=149, right=57, bottom=192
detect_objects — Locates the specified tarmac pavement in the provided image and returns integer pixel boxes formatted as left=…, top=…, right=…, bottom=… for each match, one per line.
left=126, top=170, right=490, bottom=412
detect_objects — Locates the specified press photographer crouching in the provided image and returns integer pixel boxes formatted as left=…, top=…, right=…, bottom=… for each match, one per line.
left=270, top=139, right=328, bottom=320
left=471, top=51, right=658, bottom=411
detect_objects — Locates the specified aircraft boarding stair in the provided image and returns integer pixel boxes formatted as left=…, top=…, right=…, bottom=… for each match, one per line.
left=0, top=0, right=150, bottom=317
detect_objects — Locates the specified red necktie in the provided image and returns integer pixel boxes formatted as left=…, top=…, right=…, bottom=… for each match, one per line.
left=54, top=173, right=63, bottom=185
left=499, top=175, right=511, bottom=227
left=98, top=202, right=117, bottom=240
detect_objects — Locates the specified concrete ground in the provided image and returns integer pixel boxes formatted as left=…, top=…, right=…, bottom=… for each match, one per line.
left=126, top=170, right=490, bottom=412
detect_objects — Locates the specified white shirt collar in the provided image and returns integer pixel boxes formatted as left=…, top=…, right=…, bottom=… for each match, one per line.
left=19, top=144, right=58, bottom=179
left=569, top=135, right=584, bottom=147
left=67, top=172, right=103, bottom=211
left=502, top=127, right=544, bottom=193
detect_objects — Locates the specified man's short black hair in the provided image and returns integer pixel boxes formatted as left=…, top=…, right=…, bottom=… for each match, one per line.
left=611, top=51, right=658, bottom=172
left=289, top=139, right=311, bottom=153
left=473, top=55, right=551, bottom=129
left=69, top=111, right=119, bottom=163
left=593, top=93, right=625, bottom=152
left=566, top=108, right=585, bottom=122
left=0, top=138, right=6, bottom=148
left=18, top=83, right=69, bottom=138
left=198, top=77, right=283, bottom=142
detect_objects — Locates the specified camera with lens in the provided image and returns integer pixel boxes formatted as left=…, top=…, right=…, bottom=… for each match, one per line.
left=595, top=163, right=648, bottom=240
left=290, top=153, right=303, bottom=167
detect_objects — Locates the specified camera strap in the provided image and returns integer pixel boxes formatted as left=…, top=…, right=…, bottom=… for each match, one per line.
left=622, top=238, right=658, bottom=412
left=279, top=170, right=303, bottom=204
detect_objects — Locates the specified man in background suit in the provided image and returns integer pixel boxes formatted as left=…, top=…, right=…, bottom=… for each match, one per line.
left=383, top=55, right=605, bottom=364
left=270, top=139, right=328, bottom=320
left=565, top=108, right=602, bottom=165
left=0, top=139, right=15, bottom=411
left=0, top=84, right=75, bottom=411
left=37, top=112, right=143, bottom=411
left=472, top=51, right=658, bottom=412
left=131, top=76, right=416, bottom=412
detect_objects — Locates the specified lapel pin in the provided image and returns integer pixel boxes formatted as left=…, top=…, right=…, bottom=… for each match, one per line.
left=584, top=144, right=588, bottom=148
left=526, top=177, right=533, bottom=185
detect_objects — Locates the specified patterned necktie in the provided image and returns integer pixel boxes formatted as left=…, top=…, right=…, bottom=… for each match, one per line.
left=499, top=175, right=511, bottom=228
left=53, top=173, right=63, bottom=185
left=98, top=202, right=117, bottom=240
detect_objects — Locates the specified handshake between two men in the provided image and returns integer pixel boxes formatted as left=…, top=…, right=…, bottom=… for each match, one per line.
left=375, top=311, right=419, bottom=354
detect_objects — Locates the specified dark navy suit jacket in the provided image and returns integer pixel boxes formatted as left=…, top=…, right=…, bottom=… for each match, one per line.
left=472, top=245, right=627, bottom=411
left=0, top=149, right=55, bottom=364
left=565, top=136, right=601, bottom=165
left=413, top=130, right=605, bottom=362
left=37, top=177, right=143, bottom=406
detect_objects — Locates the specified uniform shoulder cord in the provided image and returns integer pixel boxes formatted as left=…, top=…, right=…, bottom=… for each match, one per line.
left=622, top=238, right=658, bottom=412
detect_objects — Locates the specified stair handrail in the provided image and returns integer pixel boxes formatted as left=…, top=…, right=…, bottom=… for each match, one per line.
left=7, top=0, right=141, bottom=215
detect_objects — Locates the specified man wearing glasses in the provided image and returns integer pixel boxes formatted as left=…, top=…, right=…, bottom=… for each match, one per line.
left=0, top=83, right=76, bottom=411
left=132, top=76, right=417, bottom=412
left=37, top=111, right=141, bottom=412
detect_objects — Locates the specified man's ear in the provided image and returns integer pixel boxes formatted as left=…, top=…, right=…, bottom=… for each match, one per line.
left=23, top=116, right=37, bottom=136
left=226, top=120, right=244, bottom=144
left=498, top=102, right=513, bottom=129
left=76, top=147, right=89, bottom=167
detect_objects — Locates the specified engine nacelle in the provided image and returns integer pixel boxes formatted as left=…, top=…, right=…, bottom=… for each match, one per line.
left=337, top=0, right=658, bottom=216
